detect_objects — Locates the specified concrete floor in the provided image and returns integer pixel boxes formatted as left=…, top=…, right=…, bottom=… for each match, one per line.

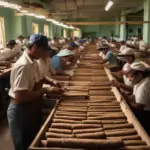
left=0, top=118, right=13, bottom=150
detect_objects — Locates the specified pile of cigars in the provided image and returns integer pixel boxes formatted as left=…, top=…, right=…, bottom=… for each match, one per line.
left=32, top=45, right=150, bottom=150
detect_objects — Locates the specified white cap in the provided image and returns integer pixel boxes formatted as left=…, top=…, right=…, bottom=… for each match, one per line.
left=57, top=49, right=73, bottom=57
left=74, top=41, right=80, bottom=46
left=118, top=48, right=135, bottom=56
left=130, top=62, right=146, bottom=71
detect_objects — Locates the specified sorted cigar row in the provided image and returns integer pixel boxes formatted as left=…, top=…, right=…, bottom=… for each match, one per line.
left=36, top=47, right=150, bottom=150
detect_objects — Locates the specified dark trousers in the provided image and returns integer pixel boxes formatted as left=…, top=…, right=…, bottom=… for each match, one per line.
left=7, top=101, right=42, bottom=150
left=133, top=110, right=150, bottom=136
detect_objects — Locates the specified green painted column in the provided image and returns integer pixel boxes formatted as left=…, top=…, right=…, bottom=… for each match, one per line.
left=120, top=15, right=126, bottom=41
left=143, top=0, right=150, bottom=44
left=115, top=18, right=120, bottom=38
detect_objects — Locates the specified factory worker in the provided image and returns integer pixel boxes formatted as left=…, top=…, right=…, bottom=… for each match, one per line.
left=111, top=62, right=150, bottom=135
left=99, top=44, right=119, bottom=71
left=78, top=40, right=86, bottom=52
left=0, top=40, right=17, bottom=61
left=37, top=46, right=65, bottom=87
left=51, top=49, right=73, bottom=75
left=116, top=48, right=136, bottom=86
left=138, top=37, right=146, bottom=51
left=13, top=35, right=25, bottom=54
left=119, top=41, right=127, bottom=52
left=7, top=34, right=64, bottom=150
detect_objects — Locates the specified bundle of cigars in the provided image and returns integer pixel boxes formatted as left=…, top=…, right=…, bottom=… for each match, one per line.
left=29, top=45, right=150, bottom=150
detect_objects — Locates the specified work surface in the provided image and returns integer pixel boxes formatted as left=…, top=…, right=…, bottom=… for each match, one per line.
left=29, top=45, right=150, bottom=150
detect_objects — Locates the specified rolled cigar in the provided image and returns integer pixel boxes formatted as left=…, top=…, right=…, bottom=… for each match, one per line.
left=69, top=81, right=91, bottom=86
left=89, top=91, right=114, bottom=96
left=58, top=106, right=87, bottom=110
left=105, top=129, right=137, bottom=137
left=104, top=123, right=133, bottom=130
left=87, top=112, right=124, bottom=117
left=65, top=86, right=89, bottom=91
left=89, top=106, right=120, bottom=109
left=63, top=91, right=88, bottom=97
left=88, top=109, right=122, bottom=113
left=60, top=103, right=88, bottom=107
left=56, top=110, right=87, bottom=115
left=89, top=102, right=119, bottom=106
left=107, top=135, right=141, bottom=140
left=75, top=131, right=105, bottom=139
left=45, top=138, right=124, bottom=149
left=51, top=123, right=72, bottom=129
left=73, top=128, right=103, bottom=134
left=49, top=128, right=72, bottom=134
left=90, top=86, right=111, bottom=90
left=102, top=120, right=127, bottom=124
left=57, top=108, right=87, bottom=112
left=45, top=132, right=74, bottom=138
left=91, top=82, right=109, bottom=86
left=124, top=140, right=146, bottom=146
left=54, top=115, right=87, bottom=120
left=120, top=146, right=150, bottom=150
left=55, top=112, right=87, bottom=117
left=90, top=96, right=115, bottom=100
left=92, top=77, right=108, bottom=81
left=52, top=119, right=80, bottom=124
left=72, top=124, right=102, bottom=129
left=82, top=120, right=102, bottom=124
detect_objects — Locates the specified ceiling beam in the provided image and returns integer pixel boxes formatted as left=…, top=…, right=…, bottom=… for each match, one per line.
left=65, top=21, right=150, bottom=25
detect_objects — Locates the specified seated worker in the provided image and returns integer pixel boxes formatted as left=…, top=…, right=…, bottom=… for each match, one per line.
left=112, top=48, right=136, bottom=86
left=99, top=44, right=119, bottom=72
left=0, top=40, right=17, bottom=61
left=14, top=35, right=25, bottom=54
left=119, top=41, right=127, bottom=52
left=78, top=40, right=86, bottom=52
left=110, top=62, right=150, bottom=135
left=51, top=49, right=73, bottom=75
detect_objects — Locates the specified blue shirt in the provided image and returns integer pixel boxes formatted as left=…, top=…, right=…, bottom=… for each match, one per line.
left=51, top=55, right=62, bottom=70
left=105, top=51, right=118, bottom=66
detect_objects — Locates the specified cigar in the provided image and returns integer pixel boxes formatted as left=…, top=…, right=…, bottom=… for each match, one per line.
left=120, top=146, right=150, bottom=150
left=75, top=131, right=105, bottom=139
left=88, top=106, right=120, bottom=109
left=107, top=135, right=141, bottom=141
left=123, top=140, right=146, bottom=146
left=49, top=128, right=72, bottom=134
left=54, top=115, right=87, bottom=121
left=55, top=112, right=87, bottom=117
left=87, top=109, right=122, bottom=113
left=45, top=132, right=74, bottom=138
left=45, top=138, right=124, bottom=149
left=105, top=129, right=137, bottom=137
left=102, top=120, right=127, bottom=124
left=73, top=128, right=104, bottom=134
left=52, top=119, right=81, bottom=124
left=104, top=123, right=133, bottom=130
left=72, top=124, right=102, bottom=129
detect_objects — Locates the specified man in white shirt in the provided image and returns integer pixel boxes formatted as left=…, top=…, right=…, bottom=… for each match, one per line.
left=7, top=34, right=64, bottom=150
left=0, top=40, right=17, bottom=61
left=138, top=37, right=146, bottom=51
left=119, top=41, right=126, bottom=52
left=111, top=62, right=150, bottom=135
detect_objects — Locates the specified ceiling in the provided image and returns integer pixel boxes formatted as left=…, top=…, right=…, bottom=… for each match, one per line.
left=10, top=0, right=144, bottom=20
left=41, top=0, right=144, bottom=20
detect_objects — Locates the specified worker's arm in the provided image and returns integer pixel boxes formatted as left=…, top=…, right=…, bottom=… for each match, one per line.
left=126, top=95, right=145, bottom=111
left=100, top=59, right=108, bottom=64
left=110, top=80, right=133, bottom=92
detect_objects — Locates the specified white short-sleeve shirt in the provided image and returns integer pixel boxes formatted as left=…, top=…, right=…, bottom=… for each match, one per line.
left=139, top=40, right=146, bottom=51
left=37, top=57, right=56, bottom=80
left=133, top=77, right=150, bottom=111
left=0, top=48, right=14, bottom=60
left=9, top=51, right=41, bottom=99
left=119, top=45, right=126, bottom=53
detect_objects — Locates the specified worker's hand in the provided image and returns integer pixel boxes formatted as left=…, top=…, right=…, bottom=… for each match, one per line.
left=45, top=87, right=64, bottom=94
left=109, top=80, right=122, bottom=88
left=55, top=82, right=65, bottom=88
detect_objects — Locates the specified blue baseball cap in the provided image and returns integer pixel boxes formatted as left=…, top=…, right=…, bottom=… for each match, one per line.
left=29, top=34, right=49, bottom=51
left=68, top=42, right=79, bottom=47
left=78, top=39, right=86, bottom=43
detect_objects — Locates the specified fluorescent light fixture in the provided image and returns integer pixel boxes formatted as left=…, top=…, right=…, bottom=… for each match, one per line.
left=105, top=0, right=113, bottom=11
left=35, top=15, right=46, bottom=19
left=20, top=10, right=28, bottom=13
left=0, top=1, right=21, bottom=10
left=25, top=13, right=36, bottom=16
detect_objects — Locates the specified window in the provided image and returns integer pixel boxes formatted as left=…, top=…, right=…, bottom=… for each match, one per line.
left=32, top=23, right=39, bottom=34
left=44, top=24, right=49, bottom=37
left=0, top=17, right=5, bottom=49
